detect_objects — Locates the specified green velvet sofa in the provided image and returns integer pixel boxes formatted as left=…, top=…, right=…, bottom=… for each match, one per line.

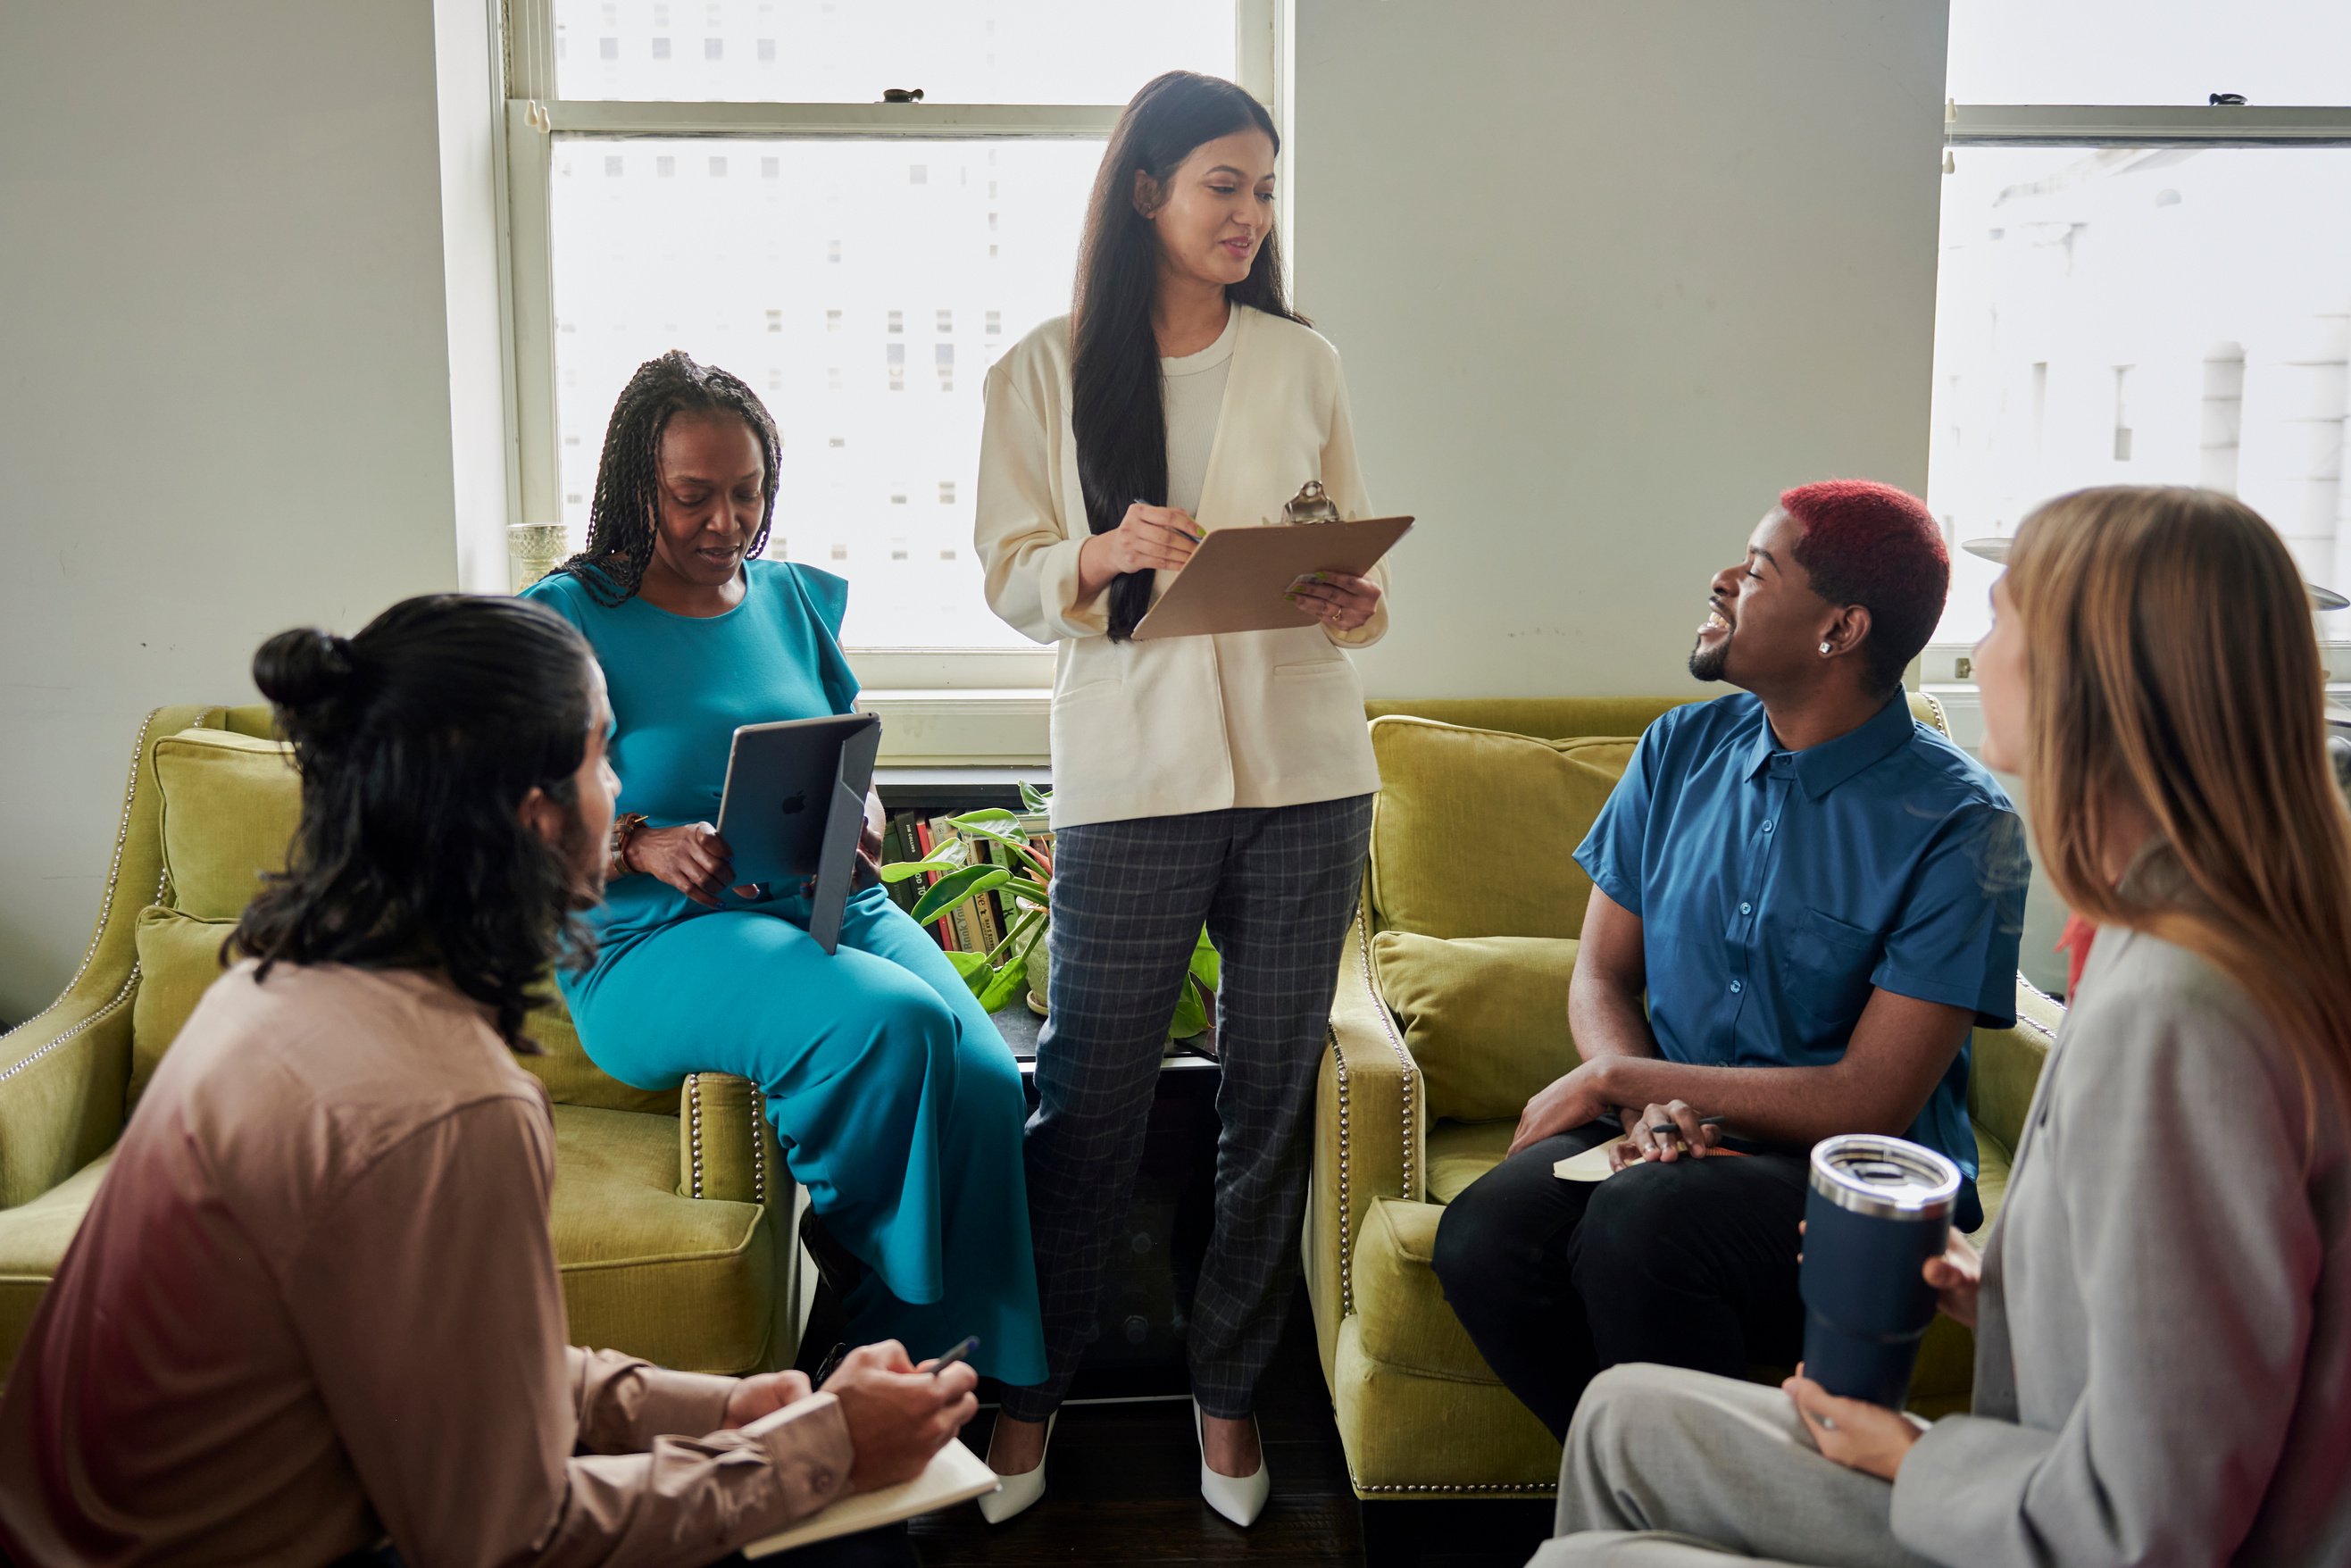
left=0, top=705, right=802, bottom=1381
left=1306, top=695, right=2065, bottom=1514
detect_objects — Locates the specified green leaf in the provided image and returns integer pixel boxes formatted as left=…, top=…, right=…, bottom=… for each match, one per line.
left=1018, top=780, right=1051, bottom=811
left=910, top=863, right=1010, bottom=925
left=999, top=877, right=1050, bottom=905
left=878, top=859, right=946, bottom=885
left=1170, top=930, right=1219, bottom=1040
left=950, top=807, right=1021, bottom=826
left=1185, top=930, right=1222, bottom=991
left=1170, top=977, right=1209, bottom=1040
left=988, top=906, right=1046, bottom=962
left=943, top=948, right=990, bottom=983
left=951, top=821, right=1053, bottom=880
left=974, top=955, right=1030, bottom=1013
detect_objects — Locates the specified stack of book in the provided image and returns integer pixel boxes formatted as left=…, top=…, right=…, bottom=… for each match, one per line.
left=879, top=810, right=1055, bottom=959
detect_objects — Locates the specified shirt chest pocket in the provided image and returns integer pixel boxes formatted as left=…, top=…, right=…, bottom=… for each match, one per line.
left=1775, top=906, right=1883, bottom=1031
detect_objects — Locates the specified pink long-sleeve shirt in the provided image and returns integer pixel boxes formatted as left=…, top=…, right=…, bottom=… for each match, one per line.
left=0, top=961, right=850, bottom=1566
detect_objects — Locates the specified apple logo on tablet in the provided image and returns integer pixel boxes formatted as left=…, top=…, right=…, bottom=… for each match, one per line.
left=779, top=792, right=807, bottom=814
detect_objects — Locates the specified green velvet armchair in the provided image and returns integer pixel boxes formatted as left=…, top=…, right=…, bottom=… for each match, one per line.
left=0, top=705, right=802, bottom=1380
left=1305, top=696, right=2065, bottom=1513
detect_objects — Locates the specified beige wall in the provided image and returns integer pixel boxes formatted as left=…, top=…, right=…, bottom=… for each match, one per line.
left=0, top=1, right=1961, bottom=1022
left=1292, top=0, right=1952, bottom=700
left=0, top=2, right=496, bottom=1023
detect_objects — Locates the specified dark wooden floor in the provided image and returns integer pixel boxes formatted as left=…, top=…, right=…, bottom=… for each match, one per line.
left=900, top=1290, right=1555, bottom=1567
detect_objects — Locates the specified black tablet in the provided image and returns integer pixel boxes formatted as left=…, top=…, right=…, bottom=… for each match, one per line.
left=713, top=713, right=882, bottom=955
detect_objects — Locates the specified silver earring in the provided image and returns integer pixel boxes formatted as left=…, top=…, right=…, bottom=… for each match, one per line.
left=1819, top=641, right=1833, bottom=655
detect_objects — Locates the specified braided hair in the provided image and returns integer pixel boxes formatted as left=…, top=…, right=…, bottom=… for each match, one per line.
left=552, top=349, right=783, bottom=606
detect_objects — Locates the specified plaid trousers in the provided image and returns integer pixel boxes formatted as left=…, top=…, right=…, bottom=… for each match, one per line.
left=998, top=794, right=1375, bottom=1422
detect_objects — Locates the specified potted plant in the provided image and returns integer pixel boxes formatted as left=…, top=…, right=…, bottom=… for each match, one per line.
left=882, top=785, right=1220, bottom=1043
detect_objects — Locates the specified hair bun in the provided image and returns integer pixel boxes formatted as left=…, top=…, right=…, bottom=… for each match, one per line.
left=253, top=627, right=368, bottom=742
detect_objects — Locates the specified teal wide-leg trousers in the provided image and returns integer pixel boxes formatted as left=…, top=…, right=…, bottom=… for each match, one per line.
left=563, top=884, right=1047, bottom=1386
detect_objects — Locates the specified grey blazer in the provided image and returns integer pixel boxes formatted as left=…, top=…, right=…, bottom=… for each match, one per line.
left=1890, top=922, right=2351, bottom=1565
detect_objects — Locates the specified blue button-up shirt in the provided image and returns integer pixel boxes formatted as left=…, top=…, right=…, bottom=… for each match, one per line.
left=1573, top=692, right=2027, bottom=1230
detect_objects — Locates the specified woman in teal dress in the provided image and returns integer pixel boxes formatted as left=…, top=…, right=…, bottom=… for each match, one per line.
left=525, top=349, right=1046, bottom=1386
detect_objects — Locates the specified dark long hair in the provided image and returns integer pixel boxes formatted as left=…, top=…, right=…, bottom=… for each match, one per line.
left=550, top=349, right=782, bottom=606
left=233, top=595, right=601, bottom=1049
left=1072, top=71, right=1304, bottom=640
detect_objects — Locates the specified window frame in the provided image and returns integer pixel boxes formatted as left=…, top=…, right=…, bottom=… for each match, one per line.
left=1919, top=100, right=2351, bottom=688
left=497, top=0, right=1284, bottom=696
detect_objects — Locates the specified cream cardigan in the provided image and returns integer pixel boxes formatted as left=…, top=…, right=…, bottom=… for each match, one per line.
left=975, top=305, right=1389, bottom=829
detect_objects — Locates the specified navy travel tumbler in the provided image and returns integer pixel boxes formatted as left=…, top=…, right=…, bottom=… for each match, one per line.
left=1799, top=1134, right=1960, bottom=1410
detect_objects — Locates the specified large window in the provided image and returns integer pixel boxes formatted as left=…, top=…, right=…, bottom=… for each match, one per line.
left=507, top=2, right=1268, bottom=665
left=1927, top=1, right=2351, bottom=651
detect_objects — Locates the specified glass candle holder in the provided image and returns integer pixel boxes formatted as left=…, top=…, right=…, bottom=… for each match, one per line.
left=507, top=522, right=571, bottom=595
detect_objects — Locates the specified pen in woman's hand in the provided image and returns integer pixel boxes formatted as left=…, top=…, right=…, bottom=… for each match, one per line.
left=926, top=1336, right=979, bottom=1376
left=1132, top=498, right=1205, bottom=543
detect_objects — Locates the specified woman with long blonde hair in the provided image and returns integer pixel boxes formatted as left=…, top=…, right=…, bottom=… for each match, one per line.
left=1525, top=486, right=2351, bottom=1567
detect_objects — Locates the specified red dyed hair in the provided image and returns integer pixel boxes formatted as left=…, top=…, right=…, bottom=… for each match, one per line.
left=1780, top=480, right=1950, bottom=694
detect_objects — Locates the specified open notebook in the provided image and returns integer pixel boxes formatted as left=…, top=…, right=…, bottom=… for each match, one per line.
left=742, top=1438, right=999, bottom=1557
left=1554, top=1142, right=1751, bottom=1181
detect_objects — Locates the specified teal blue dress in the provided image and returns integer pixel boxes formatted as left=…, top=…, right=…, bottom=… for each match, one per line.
left=526, top=560, right=1046, bottom=1384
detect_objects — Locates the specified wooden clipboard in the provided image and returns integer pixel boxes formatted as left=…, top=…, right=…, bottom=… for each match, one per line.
left=1131, top=515, right=1414, bottom=640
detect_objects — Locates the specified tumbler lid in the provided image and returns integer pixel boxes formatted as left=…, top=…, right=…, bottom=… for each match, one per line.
left=1808, top=1134, right=1960, bottom=1222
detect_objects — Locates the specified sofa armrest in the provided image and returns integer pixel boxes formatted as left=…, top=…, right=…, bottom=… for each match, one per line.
left=677, top=1072, right=786, bottom=1207
left=1969, top=976, right=2065, bottom=1156
left=0, top=981, right=138, bottom=1210
left=0, top=704, right=209, bottom=1210
left=1308, top=897, right=1427, bottom=1383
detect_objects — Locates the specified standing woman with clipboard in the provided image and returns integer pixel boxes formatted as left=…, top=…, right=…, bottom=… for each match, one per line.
left=972, top=71, right=1389, bottom=1525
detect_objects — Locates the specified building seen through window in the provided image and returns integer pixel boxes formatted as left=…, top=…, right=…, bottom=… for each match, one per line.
left=550, top=136, right=1109, bottom=647
left=1927, top=146, right=2351, bottom=643
left=1929, top=0, right=2351, bottom=645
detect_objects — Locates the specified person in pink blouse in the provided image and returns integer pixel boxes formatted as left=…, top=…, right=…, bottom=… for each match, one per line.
left=0, top=594, right=975, bottom=1568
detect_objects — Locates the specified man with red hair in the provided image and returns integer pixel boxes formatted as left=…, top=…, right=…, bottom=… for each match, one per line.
left=1432, top=480, right=2027, bottom=1439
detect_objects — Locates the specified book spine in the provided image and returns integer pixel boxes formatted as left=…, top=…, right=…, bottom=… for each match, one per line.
left=881, top=819, right=920, bottom=916
left=930, top=817, right=982, bottom=955
left=896, top=821, right=928, bottom=920
left=966, top=829, right=1004, bottom=952
left=912, top=820, right=955, bottom=949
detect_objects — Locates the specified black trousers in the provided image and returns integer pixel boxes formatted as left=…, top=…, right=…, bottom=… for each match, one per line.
left=1430, top=1120, right=1811, bottom=1439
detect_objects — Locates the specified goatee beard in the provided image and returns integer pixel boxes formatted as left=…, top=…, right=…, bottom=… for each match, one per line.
left=1688, top=637, right=1729, bottom=683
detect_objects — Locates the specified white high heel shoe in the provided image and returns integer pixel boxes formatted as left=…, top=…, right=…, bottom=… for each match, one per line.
left=976, top=1412, right=1055, bottom=1524
left=1192, top=1398, right=1271, bottom=1528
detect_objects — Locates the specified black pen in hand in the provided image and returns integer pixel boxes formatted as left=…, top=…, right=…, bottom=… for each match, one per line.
left=1645, top=1113, right=1727, bottom=1152
left=928, top=1336, right=979, bottom=1376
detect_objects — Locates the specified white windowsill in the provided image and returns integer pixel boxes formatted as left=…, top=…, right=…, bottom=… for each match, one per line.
left=856, top=687, right=1051, bottom=767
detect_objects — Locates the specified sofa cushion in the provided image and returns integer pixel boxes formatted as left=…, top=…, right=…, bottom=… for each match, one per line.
left=1367, top=718, right=1637, bottom=940
left=521, top=1004, right=679, bottom=1118
left=1426, top=1118, right=1518, bottom=1204
left=153, top=728, right=300, bottom=922
left=549, top=1104, right=776, bottom=1372
left=1350, top=1196, right=1503, bottom=1385
left=1335, top=1316, right=1570, bottom=1495
left=1331, top=1315, right=1562, bottom=1495
left=1372, top=931, right=1580, bottom=1122
left=0, top=1153, right=115, bottom=1375
left=144, top=725, right=666, bottom=1118
left=129, top=906, right=238, bottom=1107
left=0, top=1112, right=779, bottom=1380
